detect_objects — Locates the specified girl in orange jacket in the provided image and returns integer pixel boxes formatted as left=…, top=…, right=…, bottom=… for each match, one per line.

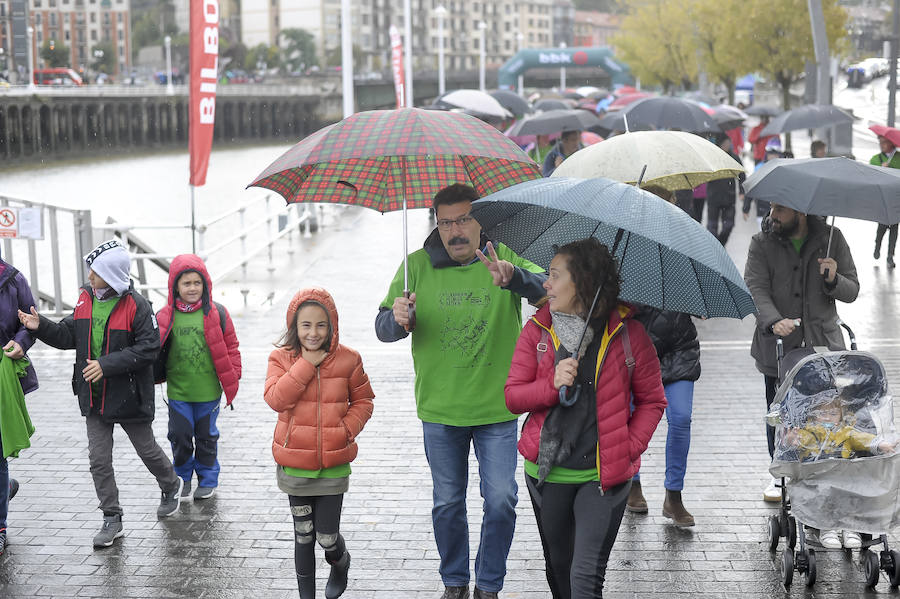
left=264, top=287, right=374, bottom=599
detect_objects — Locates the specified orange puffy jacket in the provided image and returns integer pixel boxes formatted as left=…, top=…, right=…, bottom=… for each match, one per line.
left=264, top=288, right=374, bottom=470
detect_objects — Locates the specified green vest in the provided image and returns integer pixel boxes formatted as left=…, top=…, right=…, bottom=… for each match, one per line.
left=165, top=310, right=222, bottom=402
left=381, top=242, right=542, bottom=426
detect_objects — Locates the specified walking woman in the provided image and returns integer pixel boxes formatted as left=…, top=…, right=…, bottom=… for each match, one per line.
left=505, top=238, right=666, bottom=598
left=626, top=306, right=700, bottom=527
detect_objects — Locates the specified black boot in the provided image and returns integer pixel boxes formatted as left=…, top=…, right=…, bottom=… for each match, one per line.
left=324, top=551, right=350, bottom=599
left=298, top=574, right=315, bottom=599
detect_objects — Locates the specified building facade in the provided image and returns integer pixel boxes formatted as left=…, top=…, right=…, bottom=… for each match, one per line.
left=573, top=10, right=619, bottom=49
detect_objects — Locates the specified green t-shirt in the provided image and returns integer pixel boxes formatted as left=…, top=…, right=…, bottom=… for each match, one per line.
left=90, top=296, right=120, bottom=396
left=283, top=464, right=351, bottom=479
left=790, top=237, right=806, bottom=254
left=380, top=242, right=543, bottom=426
left=165, top=309, right=222, bottom=402
left=523, top=459, right=597, bottom=484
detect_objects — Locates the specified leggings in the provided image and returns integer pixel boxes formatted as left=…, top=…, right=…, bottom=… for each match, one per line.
left=525, top=475, right=630, bottom=599
left=289, top=493, right=346, bottom=576
left=875, top=224, right=898, bottom=258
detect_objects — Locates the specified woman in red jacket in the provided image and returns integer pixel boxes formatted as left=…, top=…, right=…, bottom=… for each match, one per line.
left=505, top=238, right=667, bottom=599
left=265, top=287, right=374, bottom=599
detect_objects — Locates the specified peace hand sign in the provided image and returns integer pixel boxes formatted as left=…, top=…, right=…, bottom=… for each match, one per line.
left=476, top=241, right=514, bottom=288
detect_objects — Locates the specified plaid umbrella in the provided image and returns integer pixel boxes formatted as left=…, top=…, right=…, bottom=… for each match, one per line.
left=248, top=107, right=539, bottom=211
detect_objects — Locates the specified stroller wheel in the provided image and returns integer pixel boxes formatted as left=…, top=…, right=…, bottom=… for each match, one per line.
left=889, top=550, right=900, bottom=587
left=780, top=548, right=794, bottom=587
left=805, top=549, right=817, bottom=587
left=787, top=516, right=797, bottom=549
left=865, top=551, right=880, bottom=588
left=767, top=515, right=781, bottom=551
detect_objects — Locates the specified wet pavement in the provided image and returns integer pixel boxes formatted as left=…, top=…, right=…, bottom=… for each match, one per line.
left=2, top=202, right=900, bottom=598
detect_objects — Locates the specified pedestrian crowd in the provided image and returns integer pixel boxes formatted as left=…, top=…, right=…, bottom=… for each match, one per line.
left=0, top=99, right=897, bottom=599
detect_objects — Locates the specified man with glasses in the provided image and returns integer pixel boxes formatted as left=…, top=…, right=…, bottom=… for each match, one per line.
left=376, top=183, right=545, bottom=599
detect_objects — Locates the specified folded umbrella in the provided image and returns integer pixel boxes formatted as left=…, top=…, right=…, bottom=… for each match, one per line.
left=759, top=104, right=853, bottom=137
left=507, top=109, right=603, bottom=137
left=471, top=177, right=756, bottom=319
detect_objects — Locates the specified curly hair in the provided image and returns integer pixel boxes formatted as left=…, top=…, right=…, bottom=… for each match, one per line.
left=554, top=237, right=621, bottom=324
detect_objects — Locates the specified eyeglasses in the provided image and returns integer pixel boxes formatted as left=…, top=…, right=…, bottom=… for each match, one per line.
left=436, top=214, right=476, bottom=231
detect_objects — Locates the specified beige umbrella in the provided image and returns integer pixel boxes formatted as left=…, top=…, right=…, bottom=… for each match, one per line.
left=551, top=130, right=745, bottom=191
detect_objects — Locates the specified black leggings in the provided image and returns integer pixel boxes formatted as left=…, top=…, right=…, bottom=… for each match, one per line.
left=525, top=475, right=630, bottom=599
left=289, top=494, right=345, bottom=576
left=875, top=224, right=898, bottom=258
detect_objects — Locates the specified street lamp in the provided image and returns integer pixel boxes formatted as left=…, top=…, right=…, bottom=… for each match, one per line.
left=164, top=35, right=174, bottom=95
left=515, top=31, right=524, bottom=96
left=26, top=26, right=35, bottom=90
left=436, top=5, right=447, bottom=95
left=559, top=41, right=566, bottom=90
left=478, top=20, right=487, bottom=91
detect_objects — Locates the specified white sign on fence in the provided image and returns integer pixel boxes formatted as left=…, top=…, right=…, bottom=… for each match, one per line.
left=0, top=207, right=44, bottom=240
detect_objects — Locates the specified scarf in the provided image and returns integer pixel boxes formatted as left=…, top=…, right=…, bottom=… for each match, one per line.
left=550, top=311, right=595, bottom=359
left=93, top=287, right=118, bottom=301
left=175, top=299, right=202, bottom=313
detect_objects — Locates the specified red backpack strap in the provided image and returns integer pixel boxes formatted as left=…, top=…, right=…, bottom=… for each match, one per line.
left=621, top=323, right=635, bottom=381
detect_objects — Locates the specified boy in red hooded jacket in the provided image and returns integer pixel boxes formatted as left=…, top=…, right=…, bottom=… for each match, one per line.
left=155, top=254, right=241, bottom=501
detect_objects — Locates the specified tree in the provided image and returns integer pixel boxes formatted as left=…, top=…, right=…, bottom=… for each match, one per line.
left=131, top=0, right=177, bottom=57
left=325, top=44, right=362, bottom=68
left=91, top=41, right=116, bottom=73
left=40, top=39, right=70, bottom=68
left=244, top=44, right=281, bottom=73
left=613, top=1, right=698, bottom=93
left=690, top=0, right=747, bottom=104
left=279, top=28, right=317, bottom=73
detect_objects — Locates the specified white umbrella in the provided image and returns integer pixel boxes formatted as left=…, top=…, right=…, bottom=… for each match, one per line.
left=551, top=130, right=745, bottom=191
left=575, top=85, right=602, bottom=97
left=437, top=89, right=512, bottom=119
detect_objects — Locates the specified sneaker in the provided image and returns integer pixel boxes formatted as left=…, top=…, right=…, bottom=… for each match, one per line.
left=157, top=478, right=183, bottom=518
left=440, top=586, right=470, bottom=599
left=193, top=486, right=216, bottom=501
left=92, top=514, right=124, bottom=548
left=763, top=478, right=782, bottom=502
left=820, top=529, right=842, bottom=549
left=842, top=530, right=862, bottom=549
left=8, top=479, right=18, bottom=501
left=0, top=530, right=7, bottom=555
left=180, top=479, right=193, bottom=503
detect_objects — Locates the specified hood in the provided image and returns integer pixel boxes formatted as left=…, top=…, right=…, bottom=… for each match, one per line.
left=167, top=254, right=213, bottom=310
left=286, top=287, right=339, bottom=353
left=533, top=301, right=635, bottom=334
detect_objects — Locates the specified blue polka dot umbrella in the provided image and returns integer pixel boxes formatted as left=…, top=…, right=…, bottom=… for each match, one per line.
left=471, top=177, right=756, bottom=319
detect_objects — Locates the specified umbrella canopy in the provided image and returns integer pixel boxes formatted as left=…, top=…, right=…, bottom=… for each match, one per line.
left=620, top=96, right=722, bottom=134
left=436, top=89, right=511, bottom=119
left=581, top=131, right=604, bottom=146
left=614, top=85, right=639, bottom=96
left=870, top=124, right=900, bottom=147
left=607, top=92, right=652, bottom=110
left=534, top=98, right=573, bottom=112
left=744, top=157, right=900, bottom=225
left=759, top=104, right=853, bottom=137
left=576, top=86, right=603, bottom=97
left=552, top=130, right=745, bottom=191
left=471, top=177, right=756, bottom=318
left=507, top=109, right=602, bottom=137
left=490, top=89, right=533, bottom=117
left=744, top=105, right=782, bottom=117
left=709, top=105, right=748, bottom=129
left=247, top=107, right=540, bottom=210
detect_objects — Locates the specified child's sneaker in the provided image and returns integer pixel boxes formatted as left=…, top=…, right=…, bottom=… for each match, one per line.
left=92, top=514, right=123, bottom=548
left=180, top=479, right=193, bottom=503
left=0, top=529, right=7, bottom=555
left=194, top=486, right=216, bottom=500
left=820, top=529, right=842, bottom=549
left=157, top=478, right=183, bottom=518
left=842, top=530, right=862, bottom=549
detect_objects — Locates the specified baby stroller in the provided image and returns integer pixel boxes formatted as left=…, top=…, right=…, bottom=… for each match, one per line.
left=765, top=321, right=900, bottom=589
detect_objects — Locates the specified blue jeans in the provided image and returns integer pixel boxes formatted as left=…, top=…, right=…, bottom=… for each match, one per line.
left=422, top=420, right=518, bottom=593
left=633, top=380, right=694, bottom=491
left=167, top=398, right=221, bottom=487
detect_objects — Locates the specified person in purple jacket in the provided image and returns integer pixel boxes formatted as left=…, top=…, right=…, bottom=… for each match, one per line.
left=0, top=252, right=38, bottom=555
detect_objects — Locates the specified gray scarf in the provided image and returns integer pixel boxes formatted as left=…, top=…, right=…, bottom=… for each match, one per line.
left=550, top=311, right=595, bottom=359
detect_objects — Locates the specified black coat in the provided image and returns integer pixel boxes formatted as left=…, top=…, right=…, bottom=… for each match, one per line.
left=706, top=150, right=746, bottom=208
left=633, top=307, right=700, bottom=385
left=35, top=284, right=160, bottom=423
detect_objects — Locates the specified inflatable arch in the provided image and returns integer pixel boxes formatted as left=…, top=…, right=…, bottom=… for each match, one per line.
left=497, top=47, right=632, bottom=90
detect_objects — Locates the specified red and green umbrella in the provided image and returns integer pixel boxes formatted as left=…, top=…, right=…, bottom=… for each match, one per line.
left=247, top=107, right=541, bottom=326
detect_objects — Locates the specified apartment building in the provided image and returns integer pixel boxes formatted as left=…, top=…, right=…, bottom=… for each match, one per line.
left=574, top=10, right=619, bottom=49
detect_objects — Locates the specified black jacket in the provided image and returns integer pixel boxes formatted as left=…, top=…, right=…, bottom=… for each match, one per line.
left=35, top=283, right=160, bottom=423
left=706, top=150, right=746, bottom=207
left=633, top=306, right=700, bottom=385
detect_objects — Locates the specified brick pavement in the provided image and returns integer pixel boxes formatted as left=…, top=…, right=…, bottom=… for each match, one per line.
left=1, top=205, right=899, bottom=598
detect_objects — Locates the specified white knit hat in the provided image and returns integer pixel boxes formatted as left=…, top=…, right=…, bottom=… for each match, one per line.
left=84, top=239, right=131, bottom=295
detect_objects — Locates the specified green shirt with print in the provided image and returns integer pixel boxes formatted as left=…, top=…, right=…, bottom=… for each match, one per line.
left=90, top=296, right=120, bottom=397
left=381, top=242, right=543, bottom=426
left=165, top=309, right=222, bottom=402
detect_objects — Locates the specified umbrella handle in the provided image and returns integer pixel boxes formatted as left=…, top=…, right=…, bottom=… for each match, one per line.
left=404, top=289, right=416, bottom=332
left=559, top=383, right=580, bottom=407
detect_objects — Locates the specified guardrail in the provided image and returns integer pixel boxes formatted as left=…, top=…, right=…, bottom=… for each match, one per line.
left=0, top=82, right=337, bottom=98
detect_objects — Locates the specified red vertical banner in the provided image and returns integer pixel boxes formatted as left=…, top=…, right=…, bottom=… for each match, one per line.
left=389, top=26, right=405, bottom=109
left=189, top=0, right=219, bottom=186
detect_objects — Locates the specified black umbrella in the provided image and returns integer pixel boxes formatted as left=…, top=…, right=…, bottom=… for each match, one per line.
left=490, top=89, right=533, bottom=117
left=534, top=98, right=573, bottom=112
left=619, top=97, right=722, bottom=134
left=506, top=109, right=603, bottom=136
left=745, top=105, right=782, bottom=117
left=759, top=104, right=853, bottom=136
